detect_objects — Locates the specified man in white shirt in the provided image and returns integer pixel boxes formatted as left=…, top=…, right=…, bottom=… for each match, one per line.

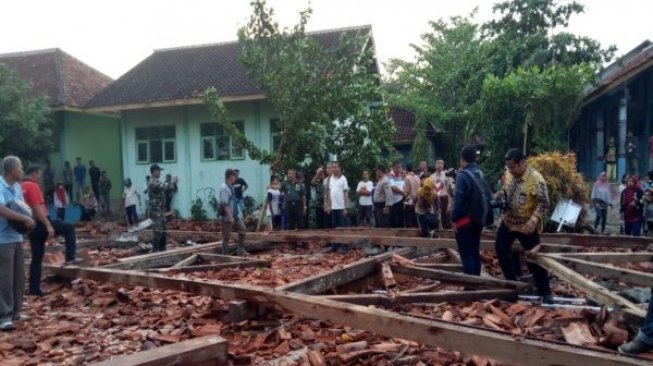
left=356, top=170, right=374, bottom=227
left=388, top=161, right=405, bottom=228
left=326, top=162, right=349, bottom=252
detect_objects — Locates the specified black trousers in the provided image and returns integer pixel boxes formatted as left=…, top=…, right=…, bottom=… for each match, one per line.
left=495, top=223, right=551, bottom=296
left=417, top=213, right=437, bottom=237
left=455, top=224, right=483, bottom=275
left=91, top=183, right=100, bottom=203
left=404, top=204, right=416, bottom=228
left=389, top=200, right=404, bottom=228
left=594, top=206, right=607, bottom=233
left=285, top=203, right=303, bottom=230
left=314, top=207, right=325, bottom=229
left=374, top=202, right=389, bottom=228
left=28, top=218, right=76, bottom=293
left=126, top=205, right=138, bottom=226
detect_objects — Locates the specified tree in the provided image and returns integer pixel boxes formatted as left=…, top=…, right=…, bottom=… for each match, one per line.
left=205, top=0, right=396, bottom=178
left=0, top=63, right=53, bottom=162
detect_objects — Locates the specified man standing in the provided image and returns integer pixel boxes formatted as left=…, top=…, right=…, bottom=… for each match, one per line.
left=418, top=161, right=429, bottom=181
left=323, top=163, right=333, bottom=229
left=99, top=171, right=112, bottom=215
left=62, top=161, right=73, bottom=200
left=164, top=174, right=178, bottom=213
left=310, top=167, right=326, bottom=229
left=233, top=169, right=249, bottom=216
left=0, top=156, right=35, bottom=330
left=388, top=161, right=405, bottom=228
left=22, top=166, right=78, bottom=296
left=356, top=170, right=374, bottom=227
left=148, top=164, right=169, bottom=252
left=403, top=163, right=421, bottom=228
left=143, top=175, right=151, bottom=218
left=88, top=160, right=101, bottom=203
left=220, top=169, right=247, bottom=256
left=281, top=169, right=306, bottom=230
left=327, top=162, right=349, bottom=252
left=73, top=158, right=86, bottom=203
left=451, top=146, right=490, bottom=276
left=373, top=166, right=394, bottom=228
left=432, top=158, right=453, bottom=229
left=495, top=148, right=553, bottom=304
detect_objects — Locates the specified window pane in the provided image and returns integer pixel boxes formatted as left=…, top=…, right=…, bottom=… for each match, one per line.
left=162, top=126, right=175, bottom=139
left=271, top=133, right=281, bottom=152
left=270, top=119, right=280, bottom=133
left=137, top=141, right=148, bottom=162
left=216, top=136, right=230, bottom=160
left=202, top=137, right=215, bottom=160
left=201, top=123, right=217, bottom=137
left=164, top=140, right=175, bottom=161
left=231, top=139, right=244, bottom=159
left=150, top=140, right=163, bottom=162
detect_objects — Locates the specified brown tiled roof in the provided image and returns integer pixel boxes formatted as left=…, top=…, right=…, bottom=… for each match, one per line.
left=390, top=107, right=439, bottom=144
left=0, top=48, right=112, bottom=108
left=85, top=25, right=373, bottom=109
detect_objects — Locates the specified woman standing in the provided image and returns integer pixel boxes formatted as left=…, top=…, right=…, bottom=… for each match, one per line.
left=54, top=183, right=69, bottom=221
left=621, top=176, right=644, bottom=237
left=591, top=172, right=611, bottom=234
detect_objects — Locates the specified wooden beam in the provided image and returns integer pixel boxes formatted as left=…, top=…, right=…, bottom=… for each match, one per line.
left=391, top=265, right=530, bottom=290
left=156, top=260, right=268, bottom=273
left=413, top=263, right=464, bottom=272
left=172, top=254, right=199, bottom=268
left=544, top=254, right=653, bottom=288
left=275, top=248, right=412, bottom=295
left=89, top=335, right=228, bottom=366
left=47, top=265, right=646, bottom=366
left=531, top=255, right=646, bottom=318
left=323, top=289, right=517, bottom=306
left=554, top=252, right=653, bottom=263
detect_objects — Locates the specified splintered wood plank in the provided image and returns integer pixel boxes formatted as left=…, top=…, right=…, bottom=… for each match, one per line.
left=547, top=254, right=653, bottom=287
left=275, top=248, right=413, bottom=295
left=322, top=290, right=517, bottom=307
left=390, top=265, right=530, bottom=290
left=47, top=265, right=645, bottom=366
left=532, top=255, right=646, bottom=318
left=89, top=335, right=227, bottom=366
left=554, top=252, right=653, bottom=264
left=157, top=260, right=268, bottom=273
left=172, top=255, right=199, bottom=268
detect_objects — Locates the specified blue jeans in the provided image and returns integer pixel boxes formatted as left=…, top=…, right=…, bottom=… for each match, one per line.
left=417, top=213, right=437, bottom=238
left=455, top=224, right=483, bottom=275
left=625, top=221, right=642, bottom=237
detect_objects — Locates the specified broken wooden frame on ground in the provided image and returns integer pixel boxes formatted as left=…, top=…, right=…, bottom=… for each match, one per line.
left=41, top=227, right=653, bottom=365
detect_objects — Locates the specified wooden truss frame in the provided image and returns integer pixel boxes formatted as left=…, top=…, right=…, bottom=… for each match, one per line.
left=45, top=228, right=653, bottom=366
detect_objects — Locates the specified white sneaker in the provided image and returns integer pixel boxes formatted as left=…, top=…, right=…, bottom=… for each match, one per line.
left=0, top=320, right=15, bottom=331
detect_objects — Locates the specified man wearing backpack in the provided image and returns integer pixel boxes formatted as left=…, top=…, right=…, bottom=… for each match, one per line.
left=451, top=145, right=491, bottom=276
left=496, top=148, right=553, bottom=304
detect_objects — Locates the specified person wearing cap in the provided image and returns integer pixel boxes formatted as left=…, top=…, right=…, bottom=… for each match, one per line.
left=147, top=164, right=170, bottom=252
left=220, top=169, right=247, bottom=256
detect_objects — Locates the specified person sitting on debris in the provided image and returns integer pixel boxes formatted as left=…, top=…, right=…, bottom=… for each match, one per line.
left=80, top=186, right=97, bottom=221
left=123, top=178, right=140, bottom=227
left=22, top=166, right=78, bottom=296
left=620, top=175, right=644, bottom=237
left=495, top=148, right=553, bottom=304
left=220, top=169, right=247, bottom=256
left=452, top=145, right=491, bottom=276
left=619, top=293, right=653, bottom=354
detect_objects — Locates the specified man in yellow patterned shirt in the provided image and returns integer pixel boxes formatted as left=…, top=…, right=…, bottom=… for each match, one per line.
left=495, top=148, right=552, bottom=304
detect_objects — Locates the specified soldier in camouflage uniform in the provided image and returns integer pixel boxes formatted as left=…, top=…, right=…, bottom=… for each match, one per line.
left=148, top=164, right=173, bottom=252
left=281, top=169, right=306, bottom=230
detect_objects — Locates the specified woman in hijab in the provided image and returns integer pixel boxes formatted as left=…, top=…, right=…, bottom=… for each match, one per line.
left=591, top=172, right=611, bottom=234
left=415, top=177, right=438, bottom=237
left=620, top=176, right=644, bottom=237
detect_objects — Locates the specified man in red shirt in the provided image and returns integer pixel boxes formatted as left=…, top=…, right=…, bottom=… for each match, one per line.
left=22, top=166, right=77, bottom=296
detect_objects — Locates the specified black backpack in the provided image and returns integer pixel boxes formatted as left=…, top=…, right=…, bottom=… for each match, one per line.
left=460, top=170, right=492, bottom=227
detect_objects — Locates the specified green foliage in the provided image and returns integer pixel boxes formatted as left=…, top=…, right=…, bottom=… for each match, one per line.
left=190, top=198, right=208, bottom=221
left=0, top=63, right=54, bottom=162
left=386, top=0, right=614, bottom=175
left=205, top=0, right=396, bottom=180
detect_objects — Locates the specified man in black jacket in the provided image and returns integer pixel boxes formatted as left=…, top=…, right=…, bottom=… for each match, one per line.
left=88, top=160, right=101, bottom=202
left=451, top=145, right=490, bottom=276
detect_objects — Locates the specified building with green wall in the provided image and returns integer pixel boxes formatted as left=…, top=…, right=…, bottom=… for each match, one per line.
left=86, top=26, right=374, bottom=217
left=0, top=48, right=123, bottom=200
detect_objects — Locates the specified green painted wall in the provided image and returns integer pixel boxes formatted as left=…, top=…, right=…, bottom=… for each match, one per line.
left=47, top=110, right=122, bottom=200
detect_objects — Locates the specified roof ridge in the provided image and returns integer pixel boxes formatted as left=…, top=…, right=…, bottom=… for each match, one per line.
left=153, top=24, right=372, bottom=53
left=0, top=48, right=60, bottom=58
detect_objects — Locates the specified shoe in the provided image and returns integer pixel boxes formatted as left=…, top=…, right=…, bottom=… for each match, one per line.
left=13, top=314, right=29, bottom=322
left=237, top=249, right=250, bottom=256
left=541, top=295, right=555, bottom=305
left=619, top=336, right=653, bottom=355
left=28, top=289, right=47, bottom=297
left=327, top=244, right=339, bottom=253
left=65, top=258, right=83, bottom=266
left=0, top=321, right=15, bottom=331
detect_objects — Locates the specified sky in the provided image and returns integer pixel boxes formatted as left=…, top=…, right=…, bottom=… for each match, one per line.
left=1, top=0, right=652, bottom=79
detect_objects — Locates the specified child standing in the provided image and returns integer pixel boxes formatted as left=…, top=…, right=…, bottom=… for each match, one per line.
left=266, top=176, right=282, bottom=231
left=80, top=186, right=97, bottom=221
left=356, top=170, right=374, bottom=227
left=54, top=183, right=69, bottom=221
